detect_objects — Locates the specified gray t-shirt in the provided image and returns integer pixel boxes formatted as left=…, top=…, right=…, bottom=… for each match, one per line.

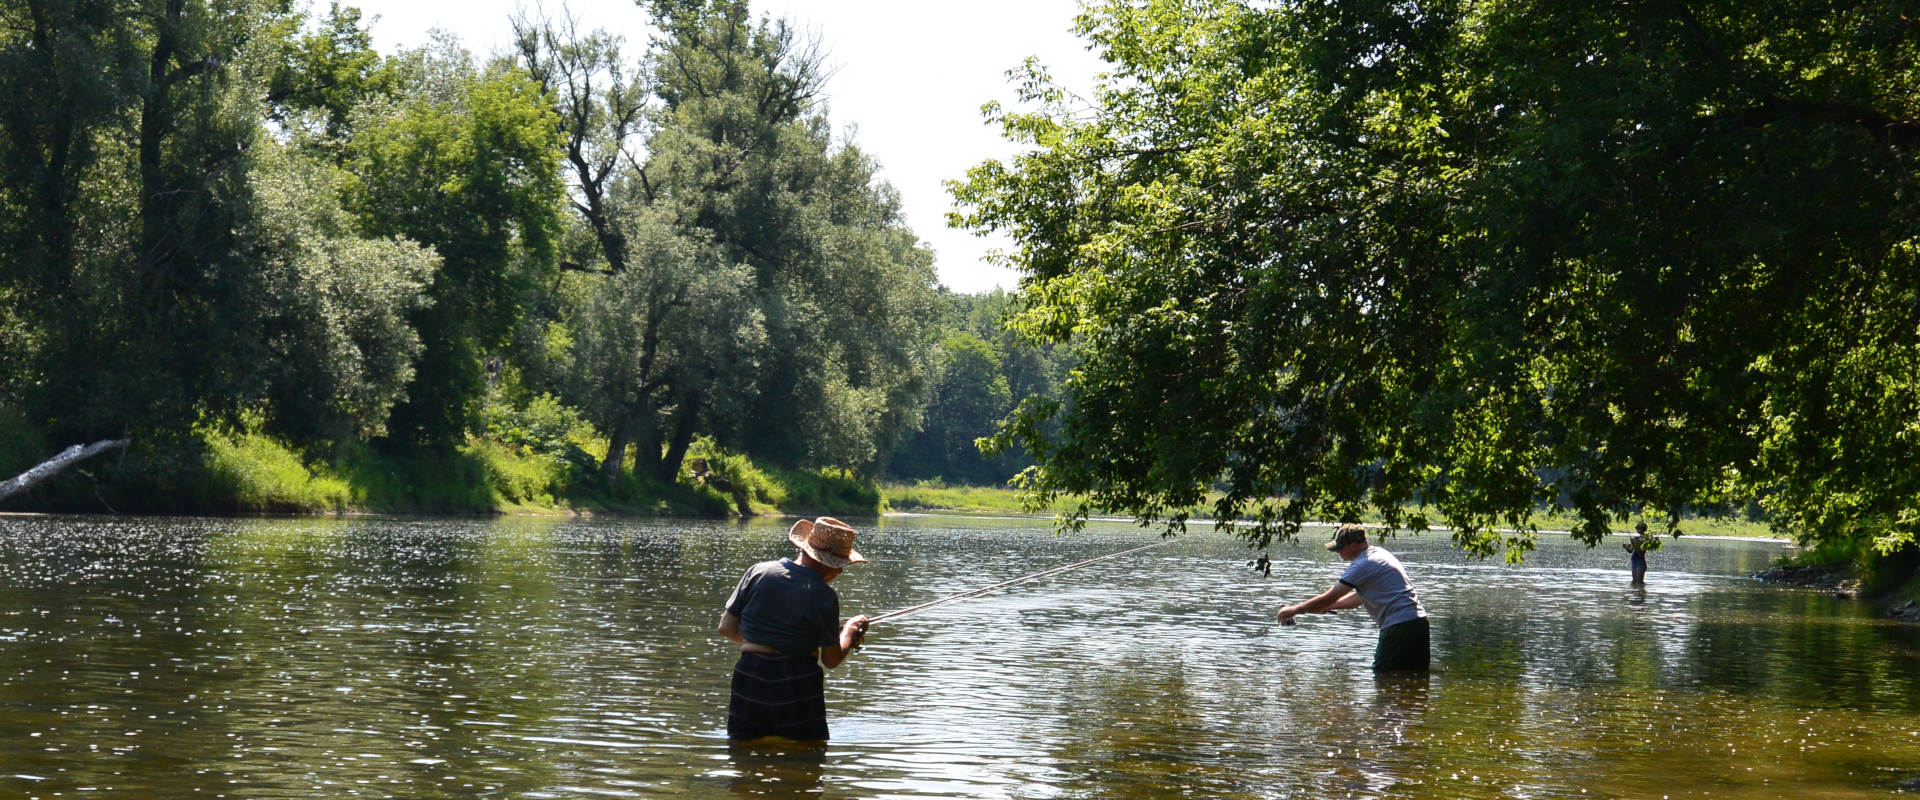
left=1338, top=545, right=1427, bottom=630
left=726, top=558, right=841, bottom=658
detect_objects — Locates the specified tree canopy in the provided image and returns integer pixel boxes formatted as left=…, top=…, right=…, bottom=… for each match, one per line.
left=956, top=0, right=1920, bottom=558
left=1, top=0, right=985, bottom=512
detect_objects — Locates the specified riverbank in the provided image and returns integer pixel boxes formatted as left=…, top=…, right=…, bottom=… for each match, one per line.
left=3, top=429, right=883, bottom=520
left=1750, top=554, right=1920, bottom=622
left=879, top=482, right=1785, bottom=540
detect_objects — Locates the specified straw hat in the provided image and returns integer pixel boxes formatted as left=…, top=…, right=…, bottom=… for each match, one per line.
left=788, top=517, right=868, bottom=569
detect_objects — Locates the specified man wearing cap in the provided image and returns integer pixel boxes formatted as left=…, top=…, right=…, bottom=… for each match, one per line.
left=1275, top=523, right=1431, bottom=672
left=718, top=517, right=872, bottom=741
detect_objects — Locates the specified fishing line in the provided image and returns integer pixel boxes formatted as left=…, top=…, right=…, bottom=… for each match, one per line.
left=866, top=537, right=1182, bottom=625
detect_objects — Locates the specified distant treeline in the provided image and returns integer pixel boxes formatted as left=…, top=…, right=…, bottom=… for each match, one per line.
left=0, top=0, right=1059, bottom=515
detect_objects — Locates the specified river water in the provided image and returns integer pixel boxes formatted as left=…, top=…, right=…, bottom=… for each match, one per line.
left=0, top=514, right=1914, bottom=799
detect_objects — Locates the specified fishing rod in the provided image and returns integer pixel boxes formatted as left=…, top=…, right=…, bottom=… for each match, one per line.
left=866, top=537, right=1182, bottom=625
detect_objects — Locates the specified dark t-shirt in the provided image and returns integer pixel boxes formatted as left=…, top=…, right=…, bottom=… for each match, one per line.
left=726, top=558, right=841, bottom=658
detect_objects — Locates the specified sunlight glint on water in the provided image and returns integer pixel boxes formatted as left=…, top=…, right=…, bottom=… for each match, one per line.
left=0, top=515, right=1915, bottom=799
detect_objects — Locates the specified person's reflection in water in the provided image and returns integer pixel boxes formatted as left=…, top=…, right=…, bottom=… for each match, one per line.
left=1628, top=584, right=1649, bottom=606
left=726, top=739, right=828, bottom=798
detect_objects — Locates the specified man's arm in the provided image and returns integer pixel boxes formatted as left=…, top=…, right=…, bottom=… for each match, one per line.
left=1327, top=592, right=1363, bottom=611
left=718, top=611, right=745, bottom=644
left=1277, top=582, right=1356, bottom=624
left=819, top=615, right=869, bottom=669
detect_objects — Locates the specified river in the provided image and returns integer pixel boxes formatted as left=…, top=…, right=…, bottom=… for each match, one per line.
left=0, top=514, right=1914, bottom=799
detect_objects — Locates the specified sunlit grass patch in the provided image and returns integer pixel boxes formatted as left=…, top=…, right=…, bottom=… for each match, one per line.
left=202, top=430, right=351, bottom=512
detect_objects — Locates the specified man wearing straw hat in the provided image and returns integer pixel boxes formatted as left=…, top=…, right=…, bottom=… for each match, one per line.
left=1275, top=523, right=1431, bottom=672
left=718, top=517, right=872, bottom=741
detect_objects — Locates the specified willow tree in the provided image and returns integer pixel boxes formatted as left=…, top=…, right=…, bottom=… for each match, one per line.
left=957, top=0, right=1920, bottom=559
left=513, top=0, right=936, bottom=483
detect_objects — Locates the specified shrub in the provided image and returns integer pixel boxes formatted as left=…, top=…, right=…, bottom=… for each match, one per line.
left=202, top=430, right=352, bottom=512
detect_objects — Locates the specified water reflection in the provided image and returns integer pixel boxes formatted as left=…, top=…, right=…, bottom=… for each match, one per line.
left=720, top=740, right=826, bottom=797
left=0, top=515, right=1914, bottom=799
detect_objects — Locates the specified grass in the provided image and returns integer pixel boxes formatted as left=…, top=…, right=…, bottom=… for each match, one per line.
left=203, top=430, right=352, bottom=512
left=883, top=481, right=1079, bottom=516
left=880, top=481, right=1787, bottom=540
left=131, top=427, right=884, bottom=519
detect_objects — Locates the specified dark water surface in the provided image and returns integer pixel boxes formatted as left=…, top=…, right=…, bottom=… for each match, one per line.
left=0, top=514, right=1915, bottom=799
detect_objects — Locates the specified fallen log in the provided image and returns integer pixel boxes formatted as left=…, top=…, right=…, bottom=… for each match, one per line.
left=0, top=439, right=130, bottom=506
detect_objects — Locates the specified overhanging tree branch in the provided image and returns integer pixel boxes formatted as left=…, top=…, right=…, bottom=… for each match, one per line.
left=0, top=439, right=130, bottom=506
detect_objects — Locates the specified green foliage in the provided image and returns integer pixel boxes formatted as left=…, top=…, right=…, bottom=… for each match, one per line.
left=335, top=444, right=495, bottom=514
left=764, top=466, right=883, bottom=518
left=482, top=391, right=602, bottom=459
left=640, top=0, right=941, bottom=476
left=1782, top=536, right=1920, bottom=598
left=202, top=429, right=352, bottom=513
left=0, top=2, right=960, bottom=521
left=686, top=436, right=780, bottom=511
left=957, top=0, right=1920, bottom=560
left=265, top=2, right=394, bottom=142
left=0, top=0, right=295, bottom=441
left=345, top=43, right=564, bottom=447
left=462, top=438, right=568, bottom=510
left=883, top=481, right=1079, bottom=516
left=0, top=405, right=46, bottom=478
left=246, top=142, right=438, bottom=444
left=891, top=333, right=1017, bottom=485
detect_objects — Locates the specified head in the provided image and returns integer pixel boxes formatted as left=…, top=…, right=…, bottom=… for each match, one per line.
left=788, top=517, right=868, bottom=580
left=1635, top=521, right=1649, bottom=535
left=1325, top=524, right=1370, bottom=561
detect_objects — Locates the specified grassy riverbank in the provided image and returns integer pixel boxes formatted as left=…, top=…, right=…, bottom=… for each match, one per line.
left=880, top=482, right=1783, bottom=539
left=4, top=424, right=881, bottom=519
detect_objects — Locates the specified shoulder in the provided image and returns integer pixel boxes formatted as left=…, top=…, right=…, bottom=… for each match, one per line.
left=742, top=559, right=791, bottom=580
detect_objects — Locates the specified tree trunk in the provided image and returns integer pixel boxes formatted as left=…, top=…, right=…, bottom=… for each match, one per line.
left=0, top=440, right=130, bottom=506
left=656, top=399, right=700, bottom=483
left=602, top=419, right=632, bottom=484
left=633, top=409, right=665, bottom=481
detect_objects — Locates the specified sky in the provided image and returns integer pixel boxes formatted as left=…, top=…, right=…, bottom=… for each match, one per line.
left=357, top=0, right=1105, bottom=294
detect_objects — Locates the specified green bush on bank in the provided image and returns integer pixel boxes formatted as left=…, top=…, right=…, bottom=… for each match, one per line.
left=203, top=430, right=351, bottom=512
left=682, top=437, right=883, bottom=518
left=884, top=480, right=1059, bottom=515
left=766, top=466, right=882, bottom=517
left=1784, top=535, right=1920, bottom=597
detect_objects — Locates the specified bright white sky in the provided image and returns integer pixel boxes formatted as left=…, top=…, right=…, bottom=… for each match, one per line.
left=356, top=0, right=1104, bottom=293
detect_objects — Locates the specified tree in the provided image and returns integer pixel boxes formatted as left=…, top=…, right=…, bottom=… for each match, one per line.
left=245, top=143, right=438, bottom=445
left=893, top=333, right=1015, bottom=485
left=642, top=0, right=940, bottom=478
left=956, top=0, right=1920, bottom=559
left=344, top=40, right=564, bottom=449
left=264, top=2, right=395, bottom=144
left=0, top=0, right=292, bottom=442
left=511, top=11, right=649, bottom=276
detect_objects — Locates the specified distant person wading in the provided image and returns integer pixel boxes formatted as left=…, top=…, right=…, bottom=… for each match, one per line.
left=719, top=517, right=871, bottom=741
left=1624, top=521, right=1652, bottom=586
left=1275, top=524, right=1431, bottom=672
